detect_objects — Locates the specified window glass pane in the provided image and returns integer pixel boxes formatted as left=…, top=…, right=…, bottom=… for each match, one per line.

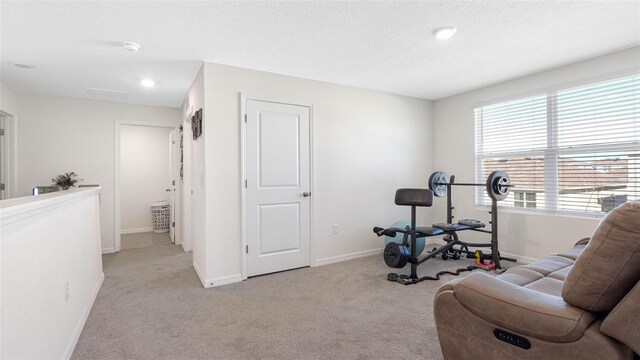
left=476, top=74, right=640, bottom=215
left=557, top=76, right=640, bottom=148
left=558, top=150, right=640, bottom=214
left=478, top=95, right=547, bottom=154
left=480, top=155, right=545, bottom=209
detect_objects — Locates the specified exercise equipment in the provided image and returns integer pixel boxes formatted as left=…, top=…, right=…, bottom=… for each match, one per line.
left=373, top=171, right=517, bottom=285
left=383, top=220, right=426, bottom=256
left=387, top=265, right=477, bottom=285
left=383, top=242, right=409, bottom=268
left=474, top=250, right=496, bottom=270
left=429, top=170, right=512, bottom=201
left=458, top=219, right=485, bottom=228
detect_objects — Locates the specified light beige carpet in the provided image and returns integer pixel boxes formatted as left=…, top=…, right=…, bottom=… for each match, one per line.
left=121, top=232, right=168, bottom=250
left=73, top=237, right=477, bottom=359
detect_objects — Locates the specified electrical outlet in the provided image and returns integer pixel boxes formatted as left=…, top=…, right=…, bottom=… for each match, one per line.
left=332, top=224, right=339, bottom=234
left=65, top=281, right=70, bottom=302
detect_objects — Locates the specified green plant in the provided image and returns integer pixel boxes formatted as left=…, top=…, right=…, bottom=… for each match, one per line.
left=52, top=172, right=81, bottom=190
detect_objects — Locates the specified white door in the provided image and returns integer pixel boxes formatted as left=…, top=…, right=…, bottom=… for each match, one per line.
left=169, top=128, right=181, bottom=245
left=246, top=100, right=311, bottom=277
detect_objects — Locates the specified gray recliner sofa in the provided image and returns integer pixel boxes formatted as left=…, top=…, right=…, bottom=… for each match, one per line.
left=434, top=201, right=640, bottom=359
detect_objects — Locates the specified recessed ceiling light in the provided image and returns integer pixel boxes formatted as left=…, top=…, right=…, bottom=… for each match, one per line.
left=141, top=79, right=155, bottom=87
left=122, top=41, right=140, bottom=52
left=433, top=27, right=457, bottom=40
left=14, top=63, right=36, bottom=69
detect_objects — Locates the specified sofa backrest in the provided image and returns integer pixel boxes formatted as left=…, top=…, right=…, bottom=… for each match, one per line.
left=562, top=201, right=640, bottom=311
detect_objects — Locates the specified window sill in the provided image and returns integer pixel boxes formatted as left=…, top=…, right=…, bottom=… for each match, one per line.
left=475, top=204, right=605, bottom=220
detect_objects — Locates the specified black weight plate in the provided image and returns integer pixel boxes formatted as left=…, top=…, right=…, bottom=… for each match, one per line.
left=383, top=242, right=409, bottom=269
left=458, top=219, right=486, bottom=228
left=428, top=171, right=448, bottom=197
left=486, top=170, right=510, bottom=201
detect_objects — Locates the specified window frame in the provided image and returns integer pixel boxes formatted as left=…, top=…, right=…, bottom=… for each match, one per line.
left=474, top=72, right=640, bottom=218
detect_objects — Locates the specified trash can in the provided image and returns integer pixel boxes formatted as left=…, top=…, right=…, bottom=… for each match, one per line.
left=150, top=200, right=171, bottom=233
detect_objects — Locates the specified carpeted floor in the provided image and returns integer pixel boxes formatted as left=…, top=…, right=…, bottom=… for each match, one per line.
left=73, top=236, right=477, bottom=359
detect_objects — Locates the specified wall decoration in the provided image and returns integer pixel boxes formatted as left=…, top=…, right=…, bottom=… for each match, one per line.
left=192, top=108, right=203, bottom=140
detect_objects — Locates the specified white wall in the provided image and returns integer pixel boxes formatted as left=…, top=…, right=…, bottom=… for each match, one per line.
left=199, top=62, right=433, bottom=286
left=120, top=125, right=172, bottom=233
left=16, top=93, right=180, bottom=252
left=0, top=188, right=103, bottom=359
left=432, top=46, right=640, bottom=261
left=181, top=66, right=203, bottom=271
left=0, top=83, right=18, bottom=116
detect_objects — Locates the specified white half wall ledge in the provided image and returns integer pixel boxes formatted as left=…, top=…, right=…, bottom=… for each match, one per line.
left=0, top=187, right=101, bottom=225
left=313, top=248, right=383, bottom=267
left=0, top=187, right=103, bottom=359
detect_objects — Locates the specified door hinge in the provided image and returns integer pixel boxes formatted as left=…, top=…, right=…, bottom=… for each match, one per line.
left=244, top=114, right=247, bottom=123
left=244, top=179, right=247, bottom=188
left=0, top=129, right=4, bottom=136
left=245, top=245, right=248, bottom=254
left=0, top=183, right=4, bottom=191
left=172, top=221, right=175, bottom=227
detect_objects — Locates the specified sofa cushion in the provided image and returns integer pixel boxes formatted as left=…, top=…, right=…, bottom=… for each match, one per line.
left=562, top=201, right=640, bottom=311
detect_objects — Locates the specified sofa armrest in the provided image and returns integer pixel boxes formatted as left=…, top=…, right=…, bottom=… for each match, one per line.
left=601, top=281, right=640, bottom=354
left=453, top=272, right=597, bottom=342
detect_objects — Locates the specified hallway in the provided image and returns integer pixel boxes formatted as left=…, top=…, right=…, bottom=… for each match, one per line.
left=73, top=234, right=201, bottom=358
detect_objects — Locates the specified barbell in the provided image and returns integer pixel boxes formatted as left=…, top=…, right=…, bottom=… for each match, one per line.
left=428, top=170, right=512, bottom=201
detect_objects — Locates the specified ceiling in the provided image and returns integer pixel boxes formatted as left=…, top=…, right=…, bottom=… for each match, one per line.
left=1, top=1, right=639, bottom=108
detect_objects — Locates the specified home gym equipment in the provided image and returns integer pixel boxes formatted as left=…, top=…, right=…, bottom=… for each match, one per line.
left=383, top=220, right=426, bottom=257
left=428, top=170, right=511, bottom=201
left=373, top=171, right=516, bottom=285
left=474, top=250, right=496, bottom=271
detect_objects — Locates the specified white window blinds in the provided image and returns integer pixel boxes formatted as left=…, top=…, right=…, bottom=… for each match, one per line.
left=475, top=74, right=640, bottom=215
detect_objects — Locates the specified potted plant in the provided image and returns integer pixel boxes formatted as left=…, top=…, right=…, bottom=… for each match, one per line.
left=52, top=172, right=81, bottom=190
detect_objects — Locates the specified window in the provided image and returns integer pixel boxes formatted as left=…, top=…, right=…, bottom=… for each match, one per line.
left=475, top=74, right=640, bottom=216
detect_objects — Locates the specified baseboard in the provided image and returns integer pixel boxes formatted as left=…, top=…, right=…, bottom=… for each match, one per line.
left=500, top=251, right=537, bottom=265
left=63, top=272, right=105, bottom=359
left=101, top=247, right=116, bottom=254
left=192, top=262, right=242, bottom=288
left=120, top=227, right=153, bottom=235
left=207, top=274, right=243, bottom=288
left=192, top=261, right=207, bottom=287
left=313, top=248, right=383, bottom=267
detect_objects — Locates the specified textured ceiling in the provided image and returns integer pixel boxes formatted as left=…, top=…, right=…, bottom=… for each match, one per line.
left=1, top=1, right=639, bottom=108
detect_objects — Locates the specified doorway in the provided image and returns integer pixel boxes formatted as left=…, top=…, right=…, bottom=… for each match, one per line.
left=114, top=121, right=180, bottom=252
left=0, top=114, right=6, bottom=200
left=244, top=98, right=312, bottom=277
left=0, top=111, right=16, bottom=200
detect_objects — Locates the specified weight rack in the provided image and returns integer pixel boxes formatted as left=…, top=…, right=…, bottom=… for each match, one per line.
left=374, top=170, right=517, bottom=284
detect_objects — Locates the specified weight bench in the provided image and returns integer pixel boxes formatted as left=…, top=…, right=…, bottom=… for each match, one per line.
left=373, top=188, right=479, bottom=282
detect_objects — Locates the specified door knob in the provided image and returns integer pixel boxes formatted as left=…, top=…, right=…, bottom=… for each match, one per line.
left=303, top=192, right=311, bottom=197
